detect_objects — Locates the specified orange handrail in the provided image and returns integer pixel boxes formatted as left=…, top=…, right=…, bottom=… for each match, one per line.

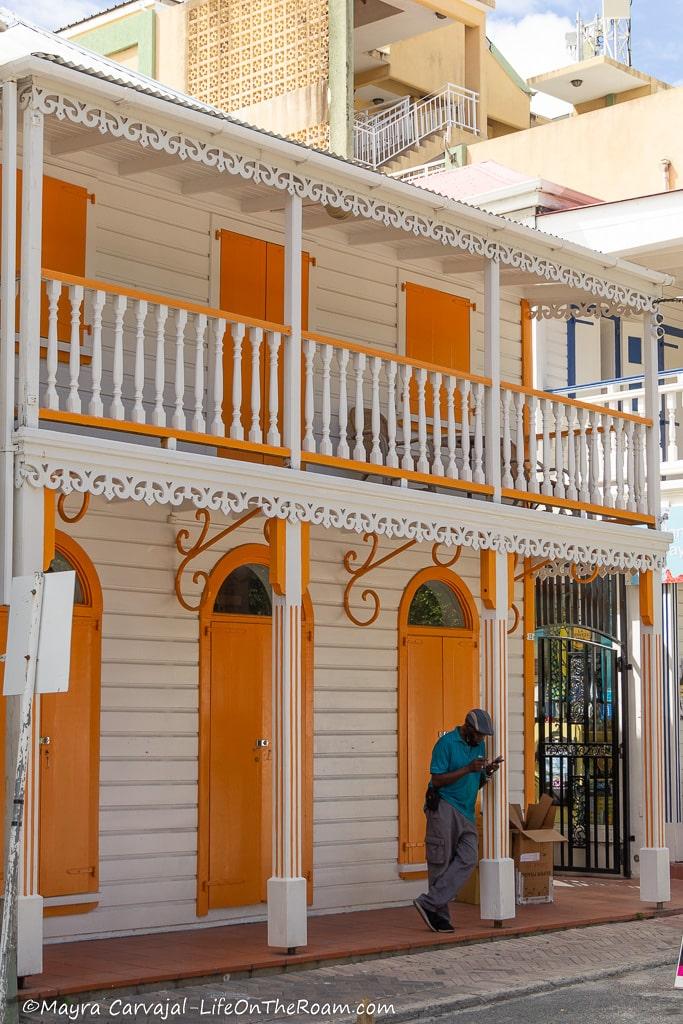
left=41, top=268, right=291, bottom=336
left=302, top=330, right=492, bottom=387
left=501, top=380, right=651, bottom=426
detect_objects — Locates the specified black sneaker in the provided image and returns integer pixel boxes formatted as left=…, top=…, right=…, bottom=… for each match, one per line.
left=413, top=898, right=454, bottom=933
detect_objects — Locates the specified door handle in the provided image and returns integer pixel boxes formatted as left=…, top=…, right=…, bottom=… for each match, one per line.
left=39, top=736, right=51, bottom=745
left=256, top=738, right=270, bottom=748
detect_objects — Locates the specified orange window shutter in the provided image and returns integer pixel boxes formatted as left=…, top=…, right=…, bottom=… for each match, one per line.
left=0, top=170, right=88, bottom=343
left=405, top=282, right=470, bottom=373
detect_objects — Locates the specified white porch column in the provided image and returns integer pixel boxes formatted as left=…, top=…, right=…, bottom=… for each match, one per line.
left=643, top=311, right=661, bottom=520
left=267, top=517, right=308, bottom=951
left=283, top=194, right=303, bottom=471
left=478, top=549, right=515, bottom=924
left=18, top=88, right=43, bottom=429
left=638, top=569, right=670, bottom=906
left=0, top=80, right=18, bottom=603
left=11, top=484, right=45, bottom=977
left=483, top=258, right=501, bottom=501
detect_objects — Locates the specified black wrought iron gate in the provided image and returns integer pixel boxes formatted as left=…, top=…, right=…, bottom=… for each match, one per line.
left=536, top=575, right=629, bottom=875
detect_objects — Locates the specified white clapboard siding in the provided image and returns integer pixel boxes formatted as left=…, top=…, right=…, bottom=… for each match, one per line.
left=45, top=496, right=527, bottom=941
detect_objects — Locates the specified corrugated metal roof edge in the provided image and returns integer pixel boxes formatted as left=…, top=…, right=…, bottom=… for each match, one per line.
left=4, top=44, right=671, bottom=292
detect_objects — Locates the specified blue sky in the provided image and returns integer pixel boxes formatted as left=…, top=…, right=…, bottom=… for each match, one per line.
left=14, top=0, right=683, bottom=104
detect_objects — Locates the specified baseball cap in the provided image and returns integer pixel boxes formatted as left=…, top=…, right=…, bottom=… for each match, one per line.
left=466, top=708, right=494, bottom=735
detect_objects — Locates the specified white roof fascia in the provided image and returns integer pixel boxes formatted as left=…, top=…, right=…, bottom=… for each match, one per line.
left=4, top=55, right=672, bottom=298
left=540, top=192, right=683, bottom=258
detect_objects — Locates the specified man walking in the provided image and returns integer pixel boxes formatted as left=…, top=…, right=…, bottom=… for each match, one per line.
left=413, top=708, right=501, bottom=933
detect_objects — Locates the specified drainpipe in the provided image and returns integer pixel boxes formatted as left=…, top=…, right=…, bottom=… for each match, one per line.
left=328, top=0, right=353, bottom=159
left=661, top=158, right=672, bottom=192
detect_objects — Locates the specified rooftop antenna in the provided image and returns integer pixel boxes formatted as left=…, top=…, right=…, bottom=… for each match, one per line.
left=567, top=1, right=632, bottom=66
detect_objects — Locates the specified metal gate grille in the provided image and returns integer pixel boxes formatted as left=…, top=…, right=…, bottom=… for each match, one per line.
left=535, top=575, right=629, bottom=875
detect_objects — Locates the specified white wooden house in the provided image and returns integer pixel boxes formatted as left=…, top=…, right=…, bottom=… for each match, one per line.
left=0, top=13, right=673, bottom=978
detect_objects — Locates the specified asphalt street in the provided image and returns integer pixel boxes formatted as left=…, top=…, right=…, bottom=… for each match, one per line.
left=430, top=964, right=682, bottom=1024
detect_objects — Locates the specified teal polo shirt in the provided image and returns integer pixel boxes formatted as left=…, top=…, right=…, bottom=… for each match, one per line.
left=429, top=726, right=485, bottom=822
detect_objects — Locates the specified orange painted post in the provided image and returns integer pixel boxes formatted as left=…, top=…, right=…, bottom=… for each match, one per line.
left=42, top=490, right=55, bottom=571
left=638, top=568, right=670, bottom=906
left=478, top=548, right=515, bottom=925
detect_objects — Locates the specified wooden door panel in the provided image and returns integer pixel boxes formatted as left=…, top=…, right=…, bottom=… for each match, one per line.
left=442, top=637, right=477, bottom=726
left=218, top=230, right=310, bottom=451
left=405, top=634, right=443, bottom=864
left=39, top=614, right=99, bottom=897
left=208, top=619, right=270, bottom=909
left=405, top=282, right=470, bottom=421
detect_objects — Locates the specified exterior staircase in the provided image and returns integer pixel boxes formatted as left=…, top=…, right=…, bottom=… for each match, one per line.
left=353, top=83, right=479, bottom=171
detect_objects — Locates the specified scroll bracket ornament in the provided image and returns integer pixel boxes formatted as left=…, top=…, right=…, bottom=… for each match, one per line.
left=174, top=506, right=262, bottom=612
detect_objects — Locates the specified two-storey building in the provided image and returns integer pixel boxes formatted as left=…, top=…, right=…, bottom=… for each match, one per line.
left=0, top=11, right=673, bottom=979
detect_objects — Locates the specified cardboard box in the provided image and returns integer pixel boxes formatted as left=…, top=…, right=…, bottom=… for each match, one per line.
left=510, top=798, right=567, bottom=905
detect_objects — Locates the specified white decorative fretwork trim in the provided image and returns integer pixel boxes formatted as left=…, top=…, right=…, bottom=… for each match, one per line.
left=20, top=82, right=660, bottom=314
left=14, top=429, right=669, bottom=574
left=530, top=301, right=641, bottom=322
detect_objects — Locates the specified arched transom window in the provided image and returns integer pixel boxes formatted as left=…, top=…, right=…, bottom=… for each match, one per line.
left=407, top=579, right=466, bottom=628
left=48, top=550, right=86, bottom=605
left=213, top=563, right=272, bottom=616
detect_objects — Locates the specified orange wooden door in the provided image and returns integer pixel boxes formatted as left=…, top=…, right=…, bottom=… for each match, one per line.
left=405, top=634, right=444, bottom=865
left=39, top=611, right=100, bottom=897
left=402, top=630, right=476, bottom=865
left=218, top=229, right=310, bottom=447
left=207, top=617, right=272, bottom=908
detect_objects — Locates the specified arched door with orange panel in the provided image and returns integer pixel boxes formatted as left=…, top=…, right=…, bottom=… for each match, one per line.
left=197, top=544, right=313, bottom=915
left=398, top=568, right=478, bottom=869
left=40, top=534, right=102, bottom=907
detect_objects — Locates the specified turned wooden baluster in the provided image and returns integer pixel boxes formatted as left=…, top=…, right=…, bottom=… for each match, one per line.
left=193, top=313, right=207, bottom=433
left=553, top=401, right=565, bottom=500
left=501, top=389, right=513, bottom=490
left=249, top=326, right=264, bottom=444
left=431, top=372, right=444, bottom=477
left=211, top=317, right=226, bottom=437
left=303, top=338, right=316, bottom=454
left=110, top=294, right=127, bottom=421
left=320, top=343, right=333, bottom=456
left=267, top=331, right=281, bottom=447
left=614, top=417, right=625, bottom=510
left=370, top=355, right=383, bottom=465
left=416, top=368, right=429, bottom=474
left=44, top=279, right=61, bottom=410
left=588, top=410, right=601, bottom=505
left=401, top=365, right=414, bottom=471
left=152, top=304, right=169, bottom=428
left=625, top=420, right=636, bottom=512
left=565, top=404, right=577, bottom=503
left=459, top=378, right=472, bottom=482
left=230, top=322, right=246, bottom=441
left=172, top=308, right=188, bottom=430
left=601, top=412, right=613, bottom=508
left=353, top=351, right=367, bottom=462
left=541, top=398, right=553, bottom=496
left=472, top=383, right=485, bottom=485
left=514, top=391, right=526, bottom=492
left=578, top=407, right=589, bottom=504
left=386, top=361, right=399, bottom=469
left=526, top=394, right=539, bottom=494
left=89, top=289, right=106, bottom=419
left=446, top=375, right=458, bottom=480
left=337, top=347, right=350, bottom=459
left=67, top=284, right=84, bottom=414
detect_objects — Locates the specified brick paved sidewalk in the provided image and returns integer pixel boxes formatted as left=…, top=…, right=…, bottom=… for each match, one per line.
left=20, top=915, right=683, bottom=1024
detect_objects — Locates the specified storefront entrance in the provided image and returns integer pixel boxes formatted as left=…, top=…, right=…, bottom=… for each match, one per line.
left=535, top=575, right=630, bottom=875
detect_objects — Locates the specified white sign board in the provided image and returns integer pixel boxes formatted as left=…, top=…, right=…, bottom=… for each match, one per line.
left=3, top=571, right=74, bottom=696
left=603, top=0, right=631, bottom=19
left=37, top=571, right=75, bottom=693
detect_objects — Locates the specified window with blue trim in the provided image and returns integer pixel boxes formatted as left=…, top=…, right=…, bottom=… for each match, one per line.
left=628, top=336, right=642, bottom=365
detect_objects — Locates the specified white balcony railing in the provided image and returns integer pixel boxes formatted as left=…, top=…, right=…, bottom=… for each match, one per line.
left=24, top=271, right=654, bottom=522
left=353, top=84, right=479, bottom=170
left=553, top=370, right=683, bottom=472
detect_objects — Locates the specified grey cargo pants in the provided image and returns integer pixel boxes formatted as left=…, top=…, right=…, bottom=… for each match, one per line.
left=420, top=799, right=478, bottom=920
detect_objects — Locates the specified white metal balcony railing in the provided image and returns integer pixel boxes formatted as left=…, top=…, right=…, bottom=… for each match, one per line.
left=26, top=271, right=653, bottom=522
left=553, top=370, right=683, bottom=471
left=353, top=84, right=479, bottom=170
